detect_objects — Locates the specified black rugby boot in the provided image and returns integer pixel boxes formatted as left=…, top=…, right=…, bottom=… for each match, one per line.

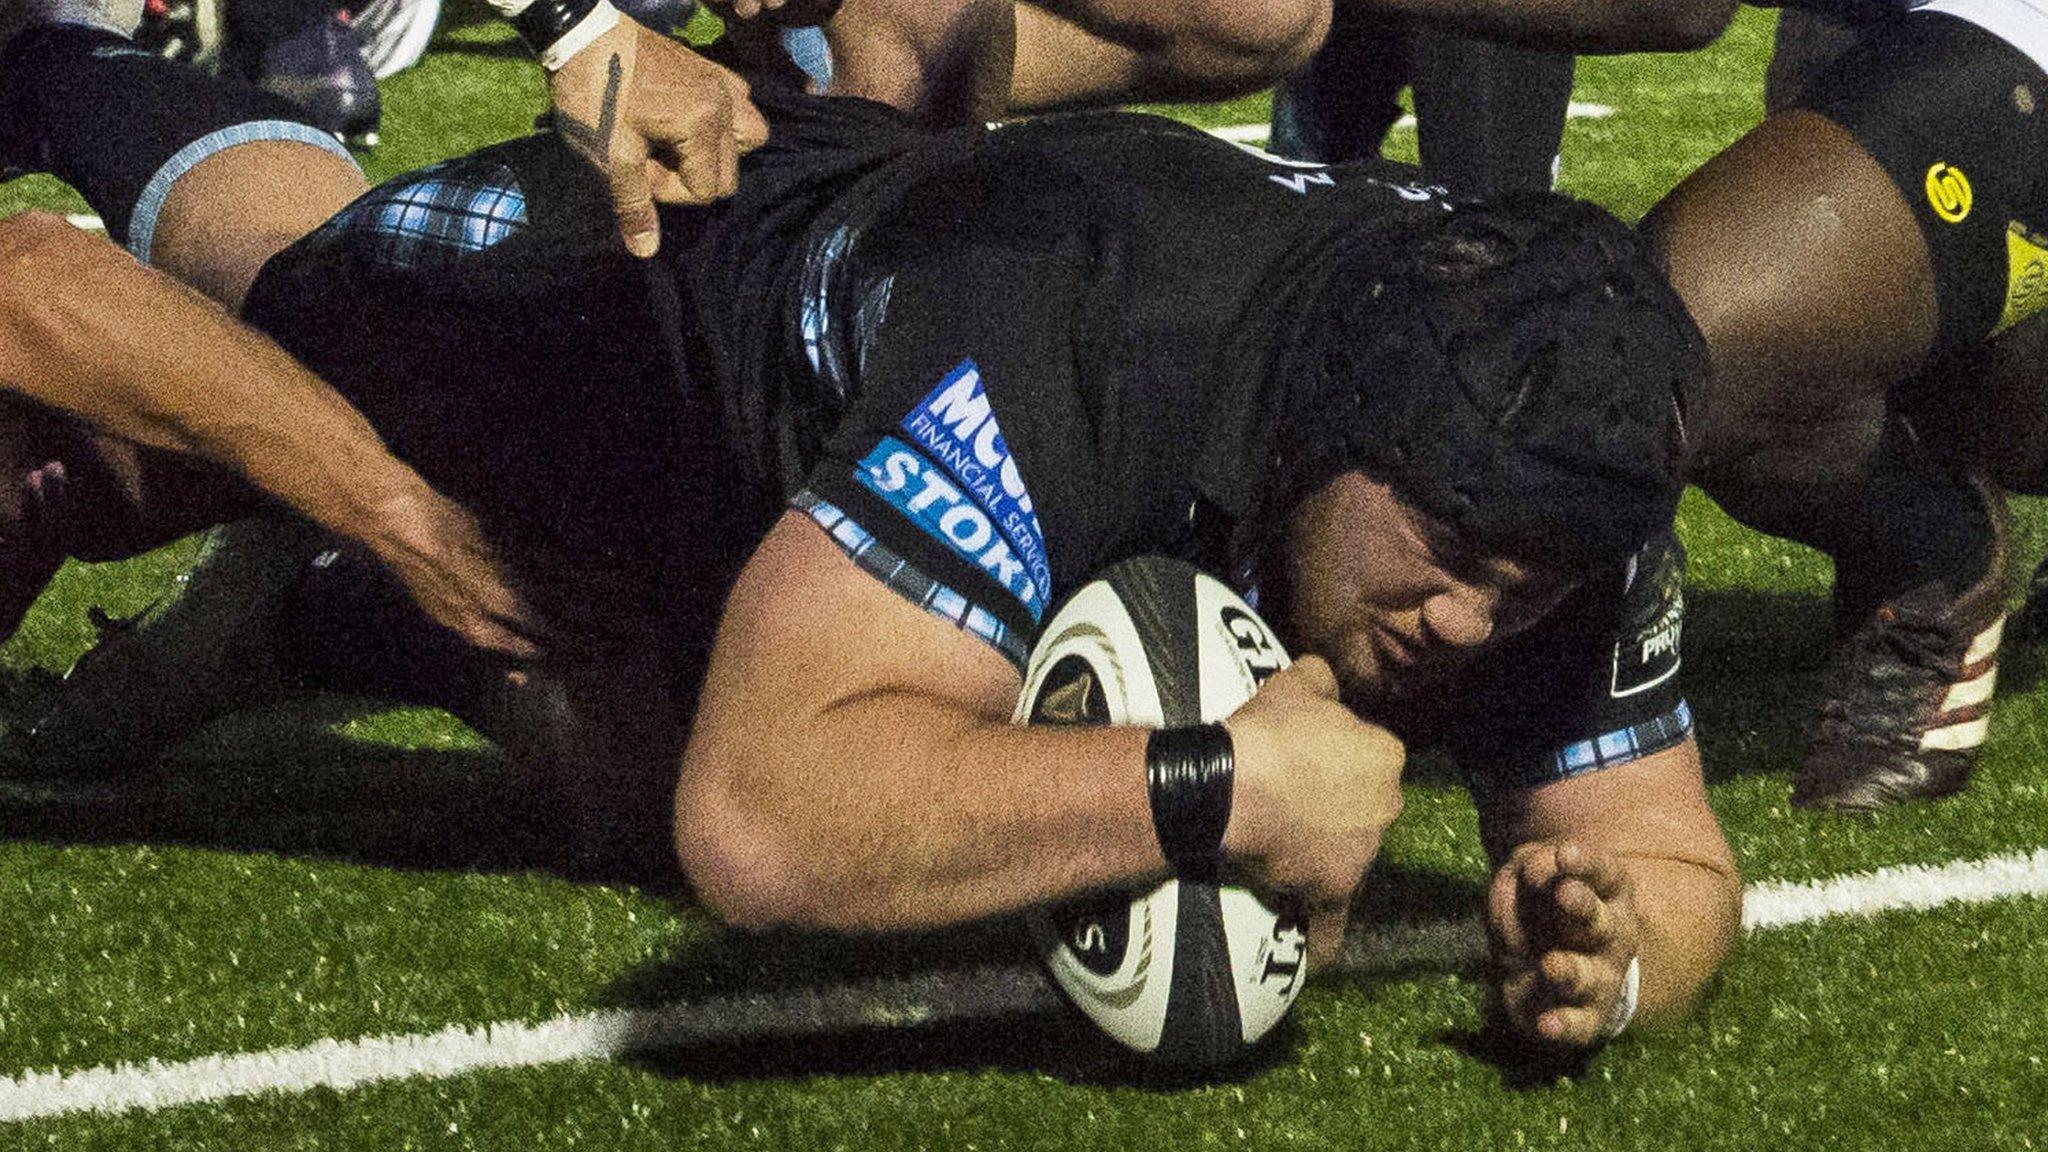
left=1795, top=472, right=2011, bottom=811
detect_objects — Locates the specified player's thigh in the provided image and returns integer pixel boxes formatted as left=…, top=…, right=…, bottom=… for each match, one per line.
left=150, top=139, right=368, bottom=312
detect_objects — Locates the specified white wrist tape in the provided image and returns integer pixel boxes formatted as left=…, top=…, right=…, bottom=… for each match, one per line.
left=540, top=0, right=620, bottom=70
left=1602, top=955, right=1642, bottom=1039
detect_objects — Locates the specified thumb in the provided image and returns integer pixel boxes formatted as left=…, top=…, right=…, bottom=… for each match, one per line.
left=1286, top=653, right=1342, bottom=702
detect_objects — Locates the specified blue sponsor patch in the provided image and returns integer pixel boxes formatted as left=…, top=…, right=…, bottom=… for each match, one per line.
left=897, top=361, right=1052, bottom=609
left=857, top=436, right=1048, bottom=621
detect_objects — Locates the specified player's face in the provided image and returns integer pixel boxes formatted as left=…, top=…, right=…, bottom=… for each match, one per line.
left=1269, top=471, right=1577, bottom=714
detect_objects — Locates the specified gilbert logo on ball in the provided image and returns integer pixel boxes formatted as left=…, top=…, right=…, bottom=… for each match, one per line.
left=1015, top=556, right=1308, bottom=1066
left=1925, top=162, right=1972, bottom=224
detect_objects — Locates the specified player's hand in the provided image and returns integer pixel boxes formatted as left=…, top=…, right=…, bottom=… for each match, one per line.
left=1487, top=839, right=1644, bottom=1050
left=365, top=489, right=544, bottom=663
left=549, top=19, right=770, bottom=257
left=1223, top=655, right=1406, bottom=968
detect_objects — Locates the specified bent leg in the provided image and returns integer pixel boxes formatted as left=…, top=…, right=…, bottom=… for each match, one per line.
left=0, top=22, right=364, bottom=309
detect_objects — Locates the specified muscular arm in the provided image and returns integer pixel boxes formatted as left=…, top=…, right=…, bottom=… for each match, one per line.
left=677, top=513, right=1403, bottom=953
left=0, top=212, right=533, bottom=654
left=1356, top=0, right=1737, bottom=52
left=1479, top=736, right=1740, bottom=1035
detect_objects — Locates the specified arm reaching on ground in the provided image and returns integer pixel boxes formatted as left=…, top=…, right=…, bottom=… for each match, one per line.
left=0, top=212, right=538, bottom=659
left=1479, top=736, right=1740, bottom=1048
left=677, top=512, right=1405, bottom=963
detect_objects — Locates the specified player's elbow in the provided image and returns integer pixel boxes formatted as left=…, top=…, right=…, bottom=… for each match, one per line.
left=1637, top=854, right=1744, bottom=1029
left=675, top=761, right=866, bottom=933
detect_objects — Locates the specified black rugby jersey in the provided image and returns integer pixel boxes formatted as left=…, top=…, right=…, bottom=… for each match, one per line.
left=242, top=80, right=1690, bottom=791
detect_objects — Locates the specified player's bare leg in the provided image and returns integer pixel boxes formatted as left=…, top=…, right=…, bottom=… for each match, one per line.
left=1641, top=13, right=2044, bottom=807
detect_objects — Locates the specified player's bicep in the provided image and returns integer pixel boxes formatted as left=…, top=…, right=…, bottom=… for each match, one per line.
left=689, top=508, right=1023, bottom=759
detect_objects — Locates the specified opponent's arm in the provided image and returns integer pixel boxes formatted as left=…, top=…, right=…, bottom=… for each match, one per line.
left=0, top=212, right=535, bottom=657
left=677, top=512, right=1404, bottom=959
left=1477, top=735, right=1741, bottom=1047
left=1356, top=0, right=1737, bottom=52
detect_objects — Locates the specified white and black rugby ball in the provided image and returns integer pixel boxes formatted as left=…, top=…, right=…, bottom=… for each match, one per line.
left=1015, top=556, right=1309, bottom=1066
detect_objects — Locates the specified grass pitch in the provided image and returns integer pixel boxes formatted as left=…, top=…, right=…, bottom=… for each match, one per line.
left=7, top=6, right=2048, bottom=1149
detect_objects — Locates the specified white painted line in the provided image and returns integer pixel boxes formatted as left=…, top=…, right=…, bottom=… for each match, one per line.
left=5, top=846, right=2046, bottom=1125
left=1743, top=847, right=2048, bottom=930
left=64, top=214, right=105, bottom=232
left=1208, top=102, right=1614, bottom=145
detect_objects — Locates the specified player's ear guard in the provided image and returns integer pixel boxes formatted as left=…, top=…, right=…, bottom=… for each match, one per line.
left=1277, top=195, right=1711, bottom=573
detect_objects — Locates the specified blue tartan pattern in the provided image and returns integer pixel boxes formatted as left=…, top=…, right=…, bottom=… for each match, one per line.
left=328, top=159, right=529, bottom=270
left=1471, top=699, right=1697, bottom=796
left=793, top=489, right=1032, bottom=670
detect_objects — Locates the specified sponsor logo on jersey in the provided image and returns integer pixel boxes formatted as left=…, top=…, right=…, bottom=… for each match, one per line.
left=858, top=436, right=1048, bottom=620
left=1926, top=162, right=1973, bottom=224
left=1995, top=220, right=2048, bottom=335
left=897, top=361, right=1053, bottom=607
left=1612, top=582, right=1683, bottom=698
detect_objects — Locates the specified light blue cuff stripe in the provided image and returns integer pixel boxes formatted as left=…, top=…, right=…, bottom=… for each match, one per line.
left=128, top=120, right=360, bottom=264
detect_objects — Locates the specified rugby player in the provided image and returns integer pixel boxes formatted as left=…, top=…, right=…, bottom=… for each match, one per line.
left=0, top=22, right=1736, bottom=1051
left=1638, top=0, right=2048, bottom=810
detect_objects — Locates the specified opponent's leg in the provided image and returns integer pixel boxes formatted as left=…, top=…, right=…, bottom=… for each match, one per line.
left=1411, top=30, right=1573, bottom=197
left=1643, top=12, right=2048, bottom=807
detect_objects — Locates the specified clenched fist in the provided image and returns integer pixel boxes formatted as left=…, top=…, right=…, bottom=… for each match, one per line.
left=1223, top=655, right=1406, bottom=967
left=1488, top=839, right=1644, bottom=1049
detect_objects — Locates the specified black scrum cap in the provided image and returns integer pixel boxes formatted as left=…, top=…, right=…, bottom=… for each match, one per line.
left=1279, top=194, right=1709, bottom=572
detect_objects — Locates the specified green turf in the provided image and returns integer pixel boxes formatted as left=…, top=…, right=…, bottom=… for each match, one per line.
left=8, top=5, right=2048, bottom=1149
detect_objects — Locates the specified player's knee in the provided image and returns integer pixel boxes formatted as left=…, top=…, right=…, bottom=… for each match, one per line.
left=1163, top=0, right=1332, bottom=96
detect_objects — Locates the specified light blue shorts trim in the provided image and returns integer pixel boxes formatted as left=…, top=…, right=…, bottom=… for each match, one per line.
left=128, top=120, right=359, bottom=264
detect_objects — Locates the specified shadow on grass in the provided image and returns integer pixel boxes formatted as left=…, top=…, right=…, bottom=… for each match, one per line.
left=0, top=688, right=571, bottom=877
left=1680, top=586, right=1832, bottom=785
left=606, top=862, right=1486, bottom=1088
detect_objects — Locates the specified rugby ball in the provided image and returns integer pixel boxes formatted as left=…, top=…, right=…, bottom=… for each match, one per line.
left=1016, top=556, right=1309, bottom=1065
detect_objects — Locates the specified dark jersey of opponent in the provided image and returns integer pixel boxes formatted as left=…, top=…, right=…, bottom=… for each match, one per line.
left=243, top=78, right=1691, bottom=794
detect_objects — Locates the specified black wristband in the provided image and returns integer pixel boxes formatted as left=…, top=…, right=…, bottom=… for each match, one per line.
left=511, top=0, right=602, bottom=57
left=1146, top=723, right=1234, bottom=884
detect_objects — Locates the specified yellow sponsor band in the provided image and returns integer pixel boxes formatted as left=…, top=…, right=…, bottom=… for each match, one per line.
left=1995, top=220, right=2048, bottom=335
left=1926, top=162, right=1973, bottom=224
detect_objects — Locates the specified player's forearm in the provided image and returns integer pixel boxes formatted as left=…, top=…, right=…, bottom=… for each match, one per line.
left=826, top=0, right=1014, bottom=123
left=1624, top=851, right=1742, bottom=1027
left=0, top=214, right=440, bottom=546
left=1354, top=0, right=1736, bottom=52
left=680, top=695, right=1172, bottom=932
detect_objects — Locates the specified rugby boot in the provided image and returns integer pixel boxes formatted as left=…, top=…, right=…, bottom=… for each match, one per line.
left=249, top=10, right=380, bottom=147
left=1794, top=474, right=2011, bottom=811
left=135, top=0, right=222, bottom=68
left=345, top=0, right=438, bottom=77
left=24, top=515, right=319, bottom=778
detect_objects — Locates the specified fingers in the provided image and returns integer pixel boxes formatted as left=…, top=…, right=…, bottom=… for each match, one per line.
left=724, top=72, right=769, bottom=150
left=610, top=161, right=662, bottom=257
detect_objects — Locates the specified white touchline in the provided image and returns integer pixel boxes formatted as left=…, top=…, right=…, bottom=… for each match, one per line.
left=63, top=214, right=105, bottom=232
left=1206, top=103, right=1616, bottom=146
left=5, top=846, right=2047, bottom=1125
